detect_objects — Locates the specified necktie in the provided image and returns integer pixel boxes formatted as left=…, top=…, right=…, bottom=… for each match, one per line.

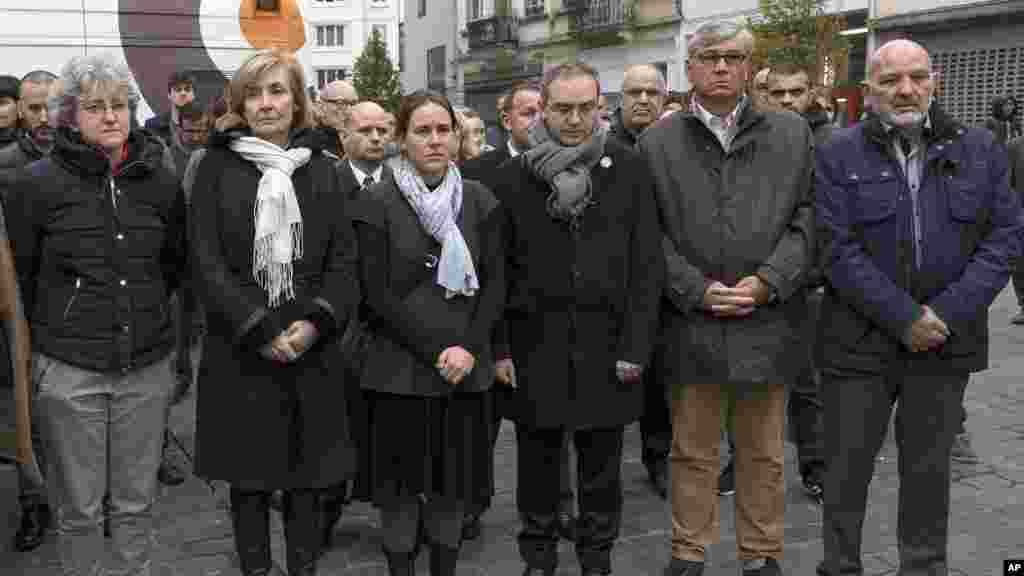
left=898, top=135, right=913, bottom=158
left=362, top=175, right=374, bottom=190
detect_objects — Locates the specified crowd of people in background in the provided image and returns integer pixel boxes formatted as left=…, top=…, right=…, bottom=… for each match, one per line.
left=0, top=18, right=1019, bottom=576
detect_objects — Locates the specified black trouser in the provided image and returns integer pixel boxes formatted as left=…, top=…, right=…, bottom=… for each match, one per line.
left=639, top=369, right=671, bottom=474
left=1013, top=257, right=1024, bottom=307
left=819, top=367, right=967, bottom=576
left=788, top=288, right=824, bottom=478
left=230, top=487, right=320, bottom=575
left=516, top=424, right=624, bottom=574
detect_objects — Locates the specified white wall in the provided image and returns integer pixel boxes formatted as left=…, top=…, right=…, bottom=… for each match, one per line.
left=402, top=0, right=459, bottom=96
left=306, top=0, right=401, bottom=82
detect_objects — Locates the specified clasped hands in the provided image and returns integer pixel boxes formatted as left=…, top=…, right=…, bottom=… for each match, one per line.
left=260, top=320, right=320, bottom=363
left=437, top=346, right=476, bottom=386
left=904, top=305, right=950, bottom=353
left=702, top=276, right=774, bottom=317
left=493, top=358, right=643, bottom=386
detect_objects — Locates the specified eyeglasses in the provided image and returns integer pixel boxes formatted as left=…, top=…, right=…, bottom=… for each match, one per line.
left=694, top=52, right=748, bottom=67
left=624, top=88, right=665, bottom=99
left=321, top=98, right=358, bottom=108
left=81, top=100, right=130, bottom=116
left=769, top=88, right=808, bottom=99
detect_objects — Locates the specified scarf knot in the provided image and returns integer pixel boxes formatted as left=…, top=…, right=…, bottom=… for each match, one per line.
left=522, top=118, right=608, bottom=226
left=230, top=136, right=312, bottom=308
left=388, top=157, right=479, bottom=299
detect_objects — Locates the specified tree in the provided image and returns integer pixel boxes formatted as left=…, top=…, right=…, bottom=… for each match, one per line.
left=352, top=27, right=402, bottom=114
left=747, top=0, right=849, bottom=86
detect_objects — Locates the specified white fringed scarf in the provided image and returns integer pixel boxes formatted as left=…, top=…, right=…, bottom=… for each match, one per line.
left=229, top=136, right=312, bottom=308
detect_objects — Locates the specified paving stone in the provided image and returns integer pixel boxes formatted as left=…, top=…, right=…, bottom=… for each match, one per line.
left=6, top=287, right=1024, bottom=574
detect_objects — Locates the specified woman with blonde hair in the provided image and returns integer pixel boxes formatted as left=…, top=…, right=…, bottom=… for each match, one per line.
left=190, top=49, right=359, bottom=576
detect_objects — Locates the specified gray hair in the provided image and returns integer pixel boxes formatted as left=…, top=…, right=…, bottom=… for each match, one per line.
left=20, top=70, right=57, bottom=85
left=687, top=21, right=755, bottom=57
left=52, top=53, right=140, bottom=128
left=623, top=64, right=667, bottom=93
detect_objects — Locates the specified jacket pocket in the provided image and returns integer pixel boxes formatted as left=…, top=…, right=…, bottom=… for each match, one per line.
left=853, top=174, right=900, bottom=223
left=948, top=179, right=986, bottom=256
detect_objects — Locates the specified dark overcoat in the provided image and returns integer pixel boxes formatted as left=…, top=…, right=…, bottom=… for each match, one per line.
left=190, top=129, right=359, bottom=490
left=494, top=138, right=663, bottom=430
left=640, top=105, right=815, bottom=392
left=352, top=176, right=505, bottom=396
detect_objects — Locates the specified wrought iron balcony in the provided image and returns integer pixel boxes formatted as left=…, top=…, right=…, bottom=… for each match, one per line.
left=566, top=0, right=627, bottom=31
left=466, top=15, right=518, bottom=50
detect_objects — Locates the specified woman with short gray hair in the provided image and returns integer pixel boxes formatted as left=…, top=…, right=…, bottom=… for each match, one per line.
left=6, top=52, right=185, bottom=575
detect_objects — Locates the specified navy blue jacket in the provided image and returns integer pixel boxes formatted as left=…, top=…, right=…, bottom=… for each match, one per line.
left=815, top=106, right=1022, bottom=373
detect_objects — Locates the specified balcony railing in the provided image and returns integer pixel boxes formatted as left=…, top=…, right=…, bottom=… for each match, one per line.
left=466, top=15, right=518, bottom=50
left=567, top=0, right=627, bottom=31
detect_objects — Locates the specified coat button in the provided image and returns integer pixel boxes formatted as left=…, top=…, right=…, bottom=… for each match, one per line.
left=116, top=233, right=124, bottom=240
left=119, top=279, right=127, bottom=287
left=122, top=324, right=129, bottom=334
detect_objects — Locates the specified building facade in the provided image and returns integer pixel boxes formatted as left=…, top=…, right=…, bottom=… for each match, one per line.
left=305, top=0, right=402, bottom=90
left=0, top=0, right=400, bottom=121
left=872, top=0, right=1024, bottom=127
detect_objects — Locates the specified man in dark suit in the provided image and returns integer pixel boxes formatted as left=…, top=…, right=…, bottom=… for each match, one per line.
left=460, top=81, right=555, bottom=542
left=143, top=70, right=195, bottom=144
left=494, top=63, right=662, bottom=576
left=335, top=100, right=391, bottom=201
left=320, top=99, right=391, bottom=552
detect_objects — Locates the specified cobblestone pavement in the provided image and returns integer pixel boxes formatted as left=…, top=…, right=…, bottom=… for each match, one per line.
left=3, top=288, right=1024, bottom=575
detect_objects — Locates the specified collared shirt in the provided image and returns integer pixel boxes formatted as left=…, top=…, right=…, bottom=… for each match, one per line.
left=883, top=115, right=932, bottom=269
left=507, top=140, right=520, bottom=158
left=693, top=96, right=745, bottom=152
left=349, top=160, right=383, bottom=188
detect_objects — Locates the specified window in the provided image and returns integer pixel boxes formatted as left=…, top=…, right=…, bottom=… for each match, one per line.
left=467, top=0, right=495, bottom=21
left=525, top=0, right=544, bottom=17
left=315, top=25, right=344, bottom=48
left=255, top=0, right=278, bottom=11
left=370, top=0, right=388, bottom=5
left=316, top=68, right=349, bottom=88
left=372, top=24, right=388, bottom=48
left=418, top=0, right=426, bottom=17
left=427, top=46, right=446, bottom=92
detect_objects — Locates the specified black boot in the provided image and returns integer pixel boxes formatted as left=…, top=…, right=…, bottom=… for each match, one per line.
left=282, top=490, right=321, bottom=576
left=385, top=549, right=416, bottom=576
left=429, top=542, right=458, bottom=576
left=13, top=495, right=49, bottom=552
left=229, top=487, right=273, bottom=575
left=319, top=483, right=346, bottom=550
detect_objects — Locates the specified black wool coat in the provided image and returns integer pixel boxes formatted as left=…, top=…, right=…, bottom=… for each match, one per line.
left=352, top=175, right=505, bottom=397
left=190, top=129, right=359, bottom=490
left=495, top=138, right=664, bottom=430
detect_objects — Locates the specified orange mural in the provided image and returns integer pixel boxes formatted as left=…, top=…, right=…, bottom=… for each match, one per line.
left=239, top=0, right=306, bottom=53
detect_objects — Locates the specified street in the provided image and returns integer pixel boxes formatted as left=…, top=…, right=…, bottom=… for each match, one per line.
left=3, top=286, right=1024, bottom=575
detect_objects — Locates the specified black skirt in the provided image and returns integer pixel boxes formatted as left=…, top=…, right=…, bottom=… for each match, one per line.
left=359, top=389, right=494, bottom=504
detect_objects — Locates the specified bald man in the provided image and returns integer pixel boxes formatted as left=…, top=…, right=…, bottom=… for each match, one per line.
left=338, top=101, right=390, bottom=201
left=611, top=65, right=666, bottom=150
left=318, top=80, right=358, bottom=157
left=815, top=39, right=1021, bottom=575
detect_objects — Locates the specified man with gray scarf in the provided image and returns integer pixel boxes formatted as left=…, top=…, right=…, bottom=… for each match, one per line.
left=492, top=63, right=663, bottom=576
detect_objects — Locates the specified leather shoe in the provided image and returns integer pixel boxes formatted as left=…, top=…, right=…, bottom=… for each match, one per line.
left=14, top=497, right=49, bottom=552
left=320, top=493, right=344, bottom=549
left=461, top=512, right=482, bottom=541
left=742, top=557, right=782, bottom=576
left=522, top=568, right=555, bottom=576
left=647, top=463, right=668, bottom=500
left=663, top=558, right=704, bottom=576
left=557, top=509, right=577, bottom=542
left=157, top=453, right=187, bottom=486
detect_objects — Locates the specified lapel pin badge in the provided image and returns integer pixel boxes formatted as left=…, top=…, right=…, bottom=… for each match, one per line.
left=600, top=156, right=612, bottom=168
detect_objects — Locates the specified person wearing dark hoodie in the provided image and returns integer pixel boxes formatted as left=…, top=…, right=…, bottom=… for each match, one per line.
left=764, top=62, right=828, bottom=505
left=5, top=52, right=186, bottom=576
left=0, top=69, right=57, bottom=553
left=984, top=94, right=1020, bottom=146
left=0, top=76, right=19, bottom=150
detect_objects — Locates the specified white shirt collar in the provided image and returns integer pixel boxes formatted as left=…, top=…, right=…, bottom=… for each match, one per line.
left=507, top=140, right=520, bottom=158
left=349, top=160, right=383, bottom=186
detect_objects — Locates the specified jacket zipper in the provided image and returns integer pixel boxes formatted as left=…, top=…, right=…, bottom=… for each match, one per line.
left=63, top=277, right=82, bottom=321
